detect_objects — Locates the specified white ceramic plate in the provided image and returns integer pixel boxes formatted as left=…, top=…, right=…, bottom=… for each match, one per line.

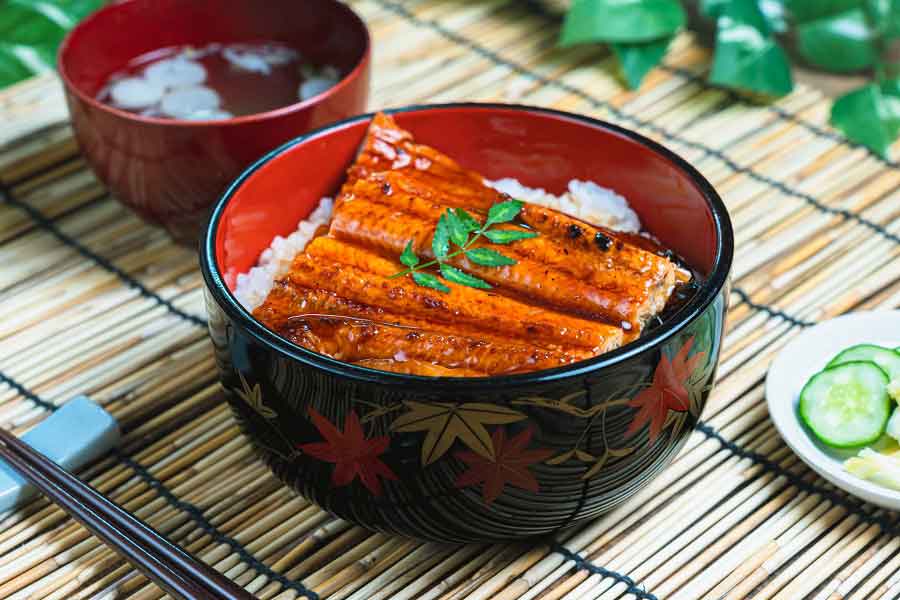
left=766, top=310, right=900, bottom=510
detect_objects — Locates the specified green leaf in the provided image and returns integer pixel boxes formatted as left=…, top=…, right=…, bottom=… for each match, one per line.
left=865, top=0, right=900, bottom=37
left=431, top=214, right=450, bottom=259
left=0, top=0, right=103, bottom=89
left=485, top=199, right=524, bottom=226
left=703, top=0, right=788, bottom=27
left=452, top=208, right=482, bottom=233
left=560, top=0, right=686, bottom=45
left=465, top=247, right=517, bottom=267
left=758, top=0, right=789, bottom=32
left=482, top=229, right=539, bottom=244
left=881, top=78, right=900, bottom=97
left=830, top=82, right=900, bottom=158
left=412, top=272, right=450, bottom=293
left=0, top=46, right=43, bottom=87
left=797, top=8, right=876, bottom=72
left=700, top=0, right=728, bottom=18
left=784, top=0, right=862, bottom=22
left=738, top=0, right=775, bottom=31
left=399, top=241, right=419, bottom=268
left=439, top=265, right=492, bottom=289
left=611, top=35, right=672, bottom=89
left=709, top=0, right=794, bottom=97
left=444, top=209, right=470, bottom=247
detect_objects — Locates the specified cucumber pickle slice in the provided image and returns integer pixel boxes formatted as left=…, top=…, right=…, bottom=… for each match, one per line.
left=828, top=344, right=900, bottom=380
left=799, top=361, right=891, bottom=448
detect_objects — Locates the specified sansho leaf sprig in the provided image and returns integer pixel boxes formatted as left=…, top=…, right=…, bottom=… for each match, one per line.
left=389, top=199, right=537, bottom=293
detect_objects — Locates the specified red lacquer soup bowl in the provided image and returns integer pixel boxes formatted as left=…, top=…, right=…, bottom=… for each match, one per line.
left=59, top=0, right=370, bottom=245
left=200, top=104, right=734, bottom=542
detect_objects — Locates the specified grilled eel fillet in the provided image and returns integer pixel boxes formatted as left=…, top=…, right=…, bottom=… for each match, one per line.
left=253, top=113, right=679, bottom=376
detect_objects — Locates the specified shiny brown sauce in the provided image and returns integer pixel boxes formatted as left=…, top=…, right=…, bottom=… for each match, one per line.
left=252, top=113, right=699, bottom=377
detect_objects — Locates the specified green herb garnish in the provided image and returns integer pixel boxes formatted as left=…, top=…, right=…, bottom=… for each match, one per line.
left=389, top=200, right=537, bottom=293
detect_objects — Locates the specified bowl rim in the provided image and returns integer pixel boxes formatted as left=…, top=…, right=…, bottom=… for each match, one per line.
left=57, top=0, right=371, bottom=128
left=200, top=103, right=734, bottom=388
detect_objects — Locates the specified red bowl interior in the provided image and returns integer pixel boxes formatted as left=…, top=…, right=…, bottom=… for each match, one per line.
left=60, top=0, right=368, bottom=113
left=214, top=105, right=725, bottom=289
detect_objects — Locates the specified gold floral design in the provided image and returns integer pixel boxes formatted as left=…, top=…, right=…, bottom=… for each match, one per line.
left=580, top=446, right=636, bottom=479
left=514, top=392, right=639, bottom=479
left=355, top=400, right=404, bottom=424
left=336, top=333, right=714, bottom=495
left=235, top=371, right=277, bottom=419
left=391, top=401, right=527, bottom=465
left=511, top=391, right=598, bottom=417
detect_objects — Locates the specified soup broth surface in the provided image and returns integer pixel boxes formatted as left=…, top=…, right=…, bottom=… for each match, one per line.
left=96, top=41, right=342, bottom=120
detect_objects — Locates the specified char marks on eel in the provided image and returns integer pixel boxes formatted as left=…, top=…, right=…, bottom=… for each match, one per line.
left=252, top=113, right=679, bottom=376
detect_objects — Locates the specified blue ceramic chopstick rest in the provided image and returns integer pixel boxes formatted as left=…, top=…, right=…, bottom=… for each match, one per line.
left=0, top=395, right=120, bottom=512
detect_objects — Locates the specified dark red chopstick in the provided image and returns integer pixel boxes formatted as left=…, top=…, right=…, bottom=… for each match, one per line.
left=0, top=445, right=211, bottom=599
left=0, top=427, right=257, bottom=600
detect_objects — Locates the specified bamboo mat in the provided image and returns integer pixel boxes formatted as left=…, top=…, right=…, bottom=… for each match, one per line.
left=2, top=0, right=900, bottom=598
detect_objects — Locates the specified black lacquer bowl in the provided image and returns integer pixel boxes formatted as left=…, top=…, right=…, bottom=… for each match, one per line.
left=199, top=104, right=733, bottom=542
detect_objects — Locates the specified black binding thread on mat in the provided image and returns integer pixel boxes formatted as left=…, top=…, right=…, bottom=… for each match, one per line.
left=0, top=371, right=56, bottom=412
left=2, top=368, right=898, bottom=591
left=2, top=363, right=655, bottom=599
left=0, top=186, right=208, bottom=328
left=1, top=5, right=895, bottom=582
left=517, top=0, right=900, bottom=169
left=373, top=0, right=900, bottom=248
left=0, top=169, right=829, bottom=340
left=731, top=288, right=816, bottom=328
left=0, top=370, right=319, bottom=599
left=116, top=453, right=320, bottom=600
left=695, top=422, right=899, bottom=533
left=660, top=63, right=900, bottom=170
left=4, top=14, right=895, bottom=332
left=550, top=542, right=659, bottom=600
left=659, top=64, right=894, bottom=155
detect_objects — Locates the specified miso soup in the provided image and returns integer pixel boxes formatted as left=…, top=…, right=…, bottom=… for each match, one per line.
left=96, top=41, right=342, bottom=120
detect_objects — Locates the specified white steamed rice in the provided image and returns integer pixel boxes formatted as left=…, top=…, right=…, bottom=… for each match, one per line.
left=234, top=197, right=334, bottom=310
left=234, top=179, right=639, bottom=311
left=485, top=178, right=640, bottom=234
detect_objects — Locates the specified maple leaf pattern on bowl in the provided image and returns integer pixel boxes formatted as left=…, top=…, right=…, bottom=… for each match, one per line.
left=299, top=408, right=398, bottom=496
left=454, top=427, right=553, bottom=504
left=201, top=105, right=732, bottom=540
left=390, top=401, right=527, bottom=465
left=625, top=336, right=706, bottom=442
left=235, top=371, right=276, bottom=419
left=220, top=326, right=719, bottom=531
left=292, top=335, right=709, bottom=501
left=232, top=334, right=713, bottom=508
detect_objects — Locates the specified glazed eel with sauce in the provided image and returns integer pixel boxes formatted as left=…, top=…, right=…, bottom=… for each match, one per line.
left=253, top=113, right=696, bottom=377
